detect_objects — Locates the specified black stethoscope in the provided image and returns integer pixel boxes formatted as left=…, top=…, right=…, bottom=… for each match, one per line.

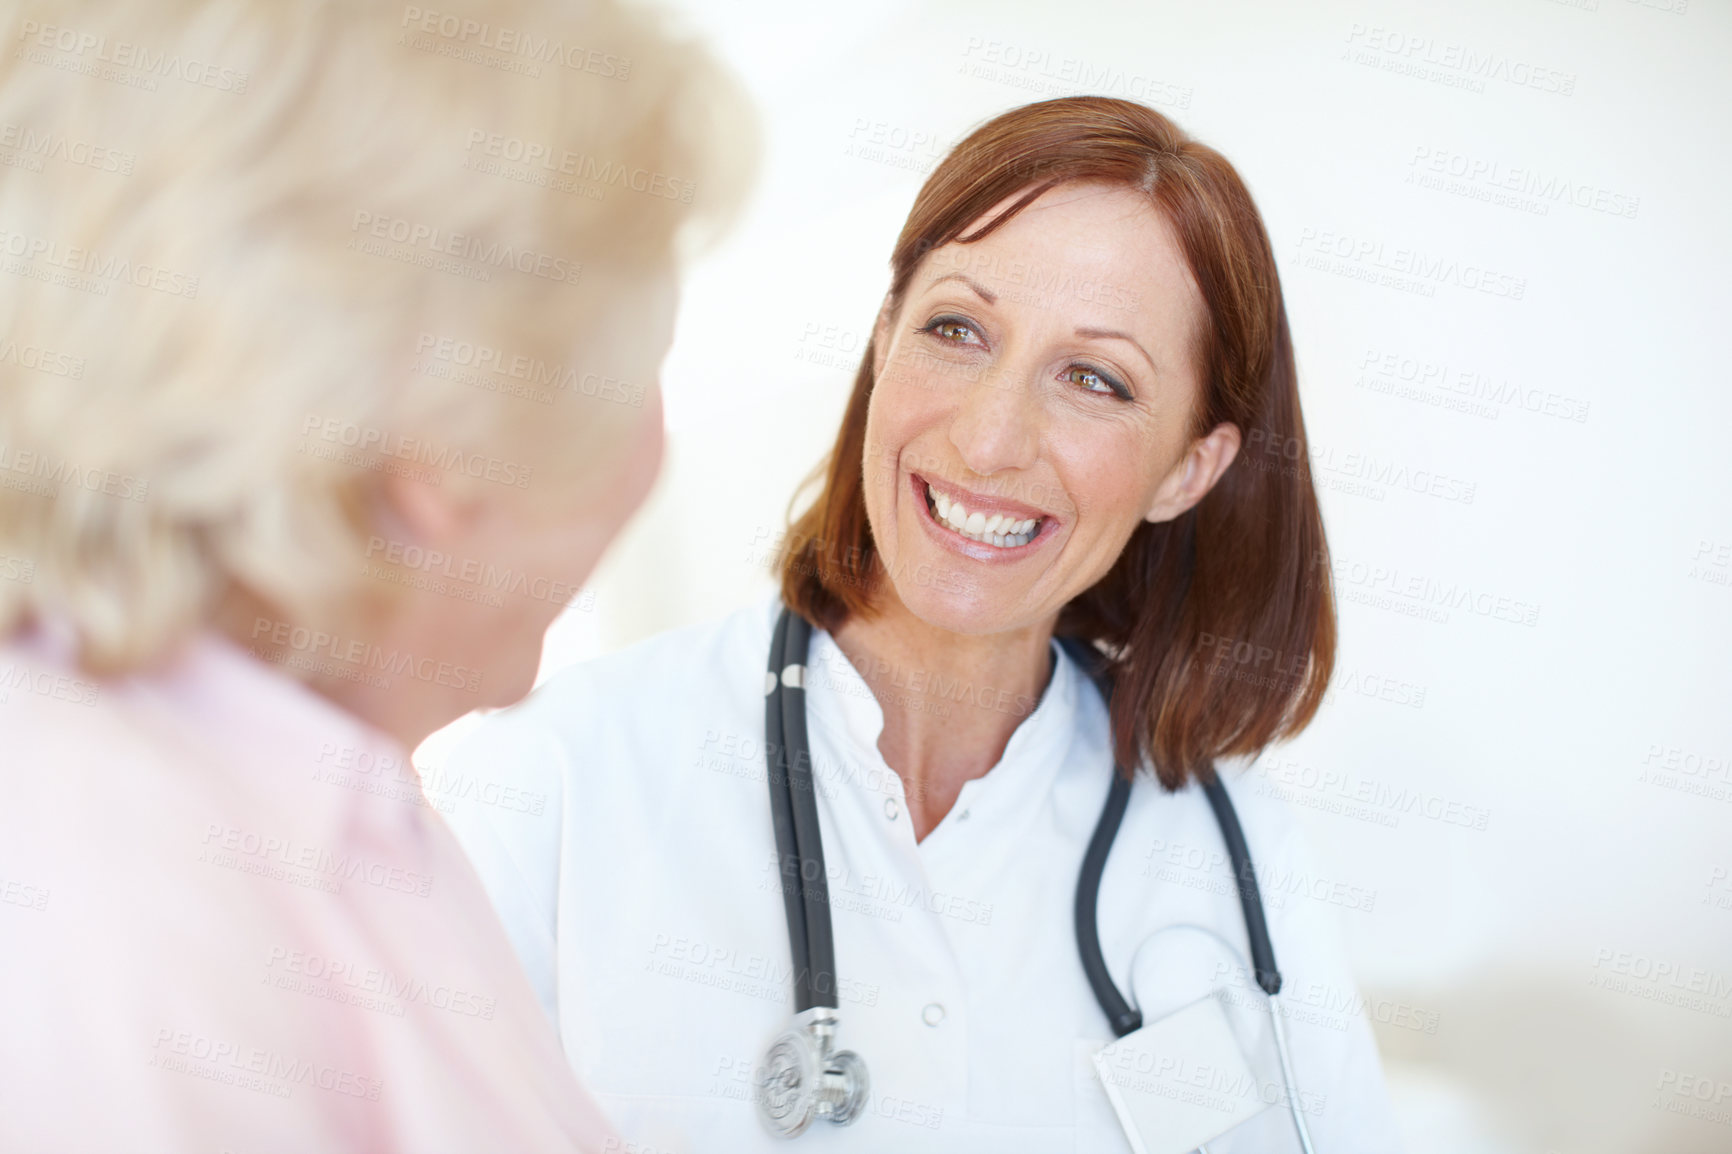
left=752, top=606, right=1315, bottom=1151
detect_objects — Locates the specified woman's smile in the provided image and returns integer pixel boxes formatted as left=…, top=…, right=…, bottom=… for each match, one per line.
left=908, top=469, right=1058, bottom=557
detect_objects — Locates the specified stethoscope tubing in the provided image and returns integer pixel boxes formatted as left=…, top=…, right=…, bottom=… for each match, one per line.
left=765, top=608, right=837, bottom=1012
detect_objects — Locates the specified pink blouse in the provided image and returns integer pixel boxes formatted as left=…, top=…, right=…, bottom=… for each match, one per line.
left=0, top=626, right=618, bottom=1153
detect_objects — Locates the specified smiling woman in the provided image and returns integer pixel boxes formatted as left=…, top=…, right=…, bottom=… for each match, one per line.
left=440, top=96, right=1395, bottom=1153
left=785, top=97, right=1332, bottom=795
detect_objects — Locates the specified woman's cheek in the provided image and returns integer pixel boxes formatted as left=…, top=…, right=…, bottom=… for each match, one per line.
left=885, top=340, right=968, bottom=397
left=1054, top=440, right=1147, bottom=540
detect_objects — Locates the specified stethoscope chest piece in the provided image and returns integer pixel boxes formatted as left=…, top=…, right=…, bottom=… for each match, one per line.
left=753, top=1007, right=870, bottom=1138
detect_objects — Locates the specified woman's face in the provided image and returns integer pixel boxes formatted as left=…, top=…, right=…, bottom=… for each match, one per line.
left=861, top=181, right=1241, bottom=636
left=379, top=268, right=677, bottom=715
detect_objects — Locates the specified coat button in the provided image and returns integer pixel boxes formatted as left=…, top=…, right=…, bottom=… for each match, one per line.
left=884, top=798, right=900, bottom=821
left=922, top=1002, right=945, bottom=1027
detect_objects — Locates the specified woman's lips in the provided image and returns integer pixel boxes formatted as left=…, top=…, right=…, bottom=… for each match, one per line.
left=910, top=472, right=1056, bottom=555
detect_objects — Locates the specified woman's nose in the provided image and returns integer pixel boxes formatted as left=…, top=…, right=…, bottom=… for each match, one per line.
left=947, top=361, right=1040, bottom=476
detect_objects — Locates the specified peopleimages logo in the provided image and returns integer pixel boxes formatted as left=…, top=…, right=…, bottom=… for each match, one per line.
left=201, top=823, right=435, bottom=898
left=0, top=336, right=84, bottom=379
left=1294, top=228, right=1526, bottom=300
left=399, top=7, right=632, bottom=79
left=14, top=20, right=251, bottom=93
left=363, top=535, right=589, bottom=608
left=0, top=442, right=149, bottom=502
left=0, top=121, right=135, bottom=175
left=263, top=945, right=497, bottom=1020
left=348, top=211, right=582, bottom=286
left=1408, top=145, right=1640, bottom=219
left=1342, top=23, right=1577, bottom=96
left=250, top=616, right=483, bottom=694
left=150, top=1027, right=382, bottom=1100
left=462, top=130, right=695, bottom=203
left=413, top=333, right=645, bottom=408
left=0, top=228, right=200, bottom=297
left=0, top=660, right=100, bottom=707
left=299, top=415, right=533, bottom=489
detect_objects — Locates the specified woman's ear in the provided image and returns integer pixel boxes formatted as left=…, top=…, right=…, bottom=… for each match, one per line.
left=372, top=468, right=484, bottom=549
left=1144, top=422, right=1242, bottom=524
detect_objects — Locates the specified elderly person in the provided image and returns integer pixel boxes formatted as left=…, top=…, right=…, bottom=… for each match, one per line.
left=0, top=1, right=747, bottom=1150
left=440, top=97, right=1400, bottom=1152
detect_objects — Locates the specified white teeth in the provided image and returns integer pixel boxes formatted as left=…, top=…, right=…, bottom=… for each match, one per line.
left=924, top=480, right=1043, bottom=548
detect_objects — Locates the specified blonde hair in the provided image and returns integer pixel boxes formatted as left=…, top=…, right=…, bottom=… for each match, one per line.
left=0, top=0, right=752, bottom=672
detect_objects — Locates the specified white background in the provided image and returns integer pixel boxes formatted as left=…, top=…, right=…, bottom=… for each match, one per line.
left=423, top=1, right=1732, bottom=1150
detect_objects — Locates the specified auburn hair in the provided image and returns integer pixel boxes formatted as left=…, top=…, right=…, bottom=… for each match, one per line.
left=778, top=96, right=1335, bottom=791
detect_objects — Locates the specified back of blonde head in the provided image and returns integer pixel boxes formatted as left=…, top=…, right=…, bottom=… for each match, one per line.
left=0, top=0, right=751, bottom=671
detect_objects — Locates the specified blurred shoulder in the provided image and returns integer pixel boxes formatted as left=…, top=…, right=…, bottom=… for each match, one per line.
left=0, top=632, right=351, bottom=831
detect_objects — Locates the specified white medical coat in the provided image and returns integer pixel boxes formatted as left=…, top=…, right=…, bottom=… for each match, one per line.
left=441, top=596, right=1403, bottom=1152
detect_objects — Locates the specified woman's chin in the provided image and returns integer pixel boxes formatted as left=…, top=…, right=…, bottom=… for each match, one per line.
left=885, top=569, right=1039, bottom=640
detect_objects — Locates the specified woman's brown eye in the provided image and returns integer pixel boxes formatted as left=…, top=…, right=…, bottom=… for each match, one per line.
left=1066, top=366, right=1112, bottom=394
left=1062, top=364, right=1130, bottom=399
left=921, top=316, right=977, bottom=344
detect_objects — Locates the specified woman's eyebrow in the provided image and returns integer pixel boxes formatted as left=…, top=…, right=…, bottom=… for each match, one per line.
left=924, top=271, right=998, bottom=305
left=1075, top=326, right=1160, bottom=377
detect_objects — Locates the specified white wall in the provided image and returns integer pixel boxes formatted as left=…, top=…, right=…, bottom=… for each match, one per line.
left=424, top=0, right=1732, bottom=1149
